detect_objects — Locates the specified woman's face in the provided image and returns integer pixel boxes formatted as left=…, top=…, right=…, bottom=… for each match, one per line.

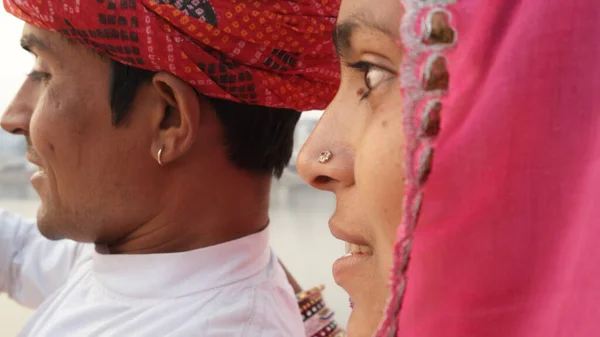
left=297, top=0, right=404, bottom=335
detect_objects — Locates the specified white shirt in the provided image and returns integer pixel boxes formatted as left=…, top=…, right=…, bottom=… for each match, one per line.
left=0, top=209, right=305, bottom=337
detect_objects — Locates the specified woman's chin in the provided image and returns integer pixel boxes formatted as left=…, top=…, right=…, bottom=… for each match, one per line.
left=346, top=302, right=384, bottom=337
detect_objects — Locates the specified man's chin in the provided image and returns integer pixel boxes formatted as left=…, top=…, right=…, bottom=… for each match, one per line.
left=36, top=207, right=67, bottom=240
left=36, top=222, right=66, bottom=241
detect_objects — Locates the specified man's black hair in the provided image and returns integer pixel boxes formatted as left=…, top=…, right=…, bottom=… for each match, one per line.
left=108, top=61, right=300, bottom=178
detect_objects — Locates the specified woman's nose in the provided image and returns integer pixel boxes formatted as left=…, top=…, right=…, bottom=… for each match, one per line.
left=297, top=113, right=354, bottom=193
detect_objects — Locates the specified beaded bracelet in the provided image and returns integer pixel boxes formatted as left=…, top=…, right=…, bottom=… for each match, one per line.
left=297, top=285, right=346, bottom=337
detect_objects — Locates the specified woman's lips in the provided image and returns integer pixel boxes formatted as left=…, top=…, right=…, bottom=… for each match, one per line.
left=328, top=219, right=370, bottom=246
left=332, top=241, right=374, bottom=290
left=329, top=219, right=374, bottom=300
left=345, top=242, right=373, bottom=255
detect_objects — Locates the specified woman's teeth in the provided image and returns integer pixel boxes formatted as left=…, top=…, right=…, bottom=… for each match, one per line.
left=344, top=242, right=373, bottom=256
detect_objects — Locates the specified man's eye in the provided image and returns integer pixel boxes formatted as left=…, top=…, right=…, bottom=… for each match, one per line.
left=27, top=70, right=51, bottom=83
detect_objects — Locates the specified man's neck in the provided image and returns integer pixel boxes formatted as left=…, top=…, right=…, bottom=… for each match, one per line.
left=102, top=172, right=272, bottom=255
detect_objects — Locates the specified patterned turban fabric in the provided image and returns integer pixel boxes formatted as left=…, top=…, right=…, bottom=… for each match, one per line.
left=3, top=0, right=340, bottom=111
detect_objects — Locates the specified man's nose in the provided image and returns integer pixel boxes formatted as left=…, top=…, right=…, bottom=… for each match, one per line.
left=1, top=83, right=35, bottom=136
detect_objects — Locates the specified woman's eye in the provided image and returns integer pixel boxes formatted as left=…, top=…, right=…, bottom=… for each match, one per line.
left=348, top=61, right=395, bottom=100
left=365, top=66, right=394, bottom=91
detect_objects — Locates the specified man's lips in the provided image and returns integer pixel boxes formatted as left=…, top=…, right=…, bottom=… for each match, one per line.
left=26, top=150, right=46, bottom=175
left=26, top=152, right=43, bottom=166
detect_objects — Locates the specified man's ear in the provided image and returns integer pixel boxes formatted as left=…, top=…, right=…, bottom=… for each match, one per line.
left=148, top=71, right=203, bottom=165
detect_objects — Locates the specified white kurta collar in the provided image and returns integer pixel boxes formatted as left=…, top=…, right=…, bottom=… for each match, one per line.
left=92, top=227, right=270, bottom=299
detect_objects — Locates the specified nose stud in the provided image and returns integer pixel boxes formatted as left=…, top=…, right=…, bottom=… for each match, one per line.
left=318, top=150, right=332, bottom=164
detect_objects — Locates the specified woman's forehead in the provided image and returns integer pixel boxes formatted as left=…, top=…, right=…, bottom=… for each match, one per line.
left=337, top=0, right=403, bottom=35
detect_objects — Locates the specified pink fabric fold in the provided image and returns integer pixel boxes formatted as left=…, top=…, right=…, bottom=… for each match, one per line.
left=389, top=0, right=600, bottom=336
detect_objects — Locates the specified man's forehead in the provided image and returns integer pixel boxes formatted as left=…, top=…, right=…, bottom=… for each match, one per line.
left=21, top=24, right=72, bottom=52
left=20, top=24, right=100, bottom=66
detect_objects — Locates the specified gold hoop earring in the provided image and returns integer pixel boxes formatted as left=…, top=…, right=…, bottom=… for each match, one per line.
left=157, top=146, right=165, bottom=166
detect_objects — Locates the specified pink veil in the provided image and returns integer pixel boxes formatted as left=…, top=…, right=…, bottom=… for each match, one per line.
left=378, top=0, right=600, bottom=336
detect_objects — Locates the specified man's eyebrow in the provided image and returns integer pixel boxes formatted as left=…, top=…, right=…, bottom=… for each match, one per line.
left=332, top=12, right=397, bottom=59
left=20, top=34, right=53, bottom=55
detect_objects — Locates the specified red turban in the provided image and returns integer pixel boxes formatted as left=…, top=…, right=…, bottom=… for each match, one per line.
left=3, top=0, right=340, bottom=111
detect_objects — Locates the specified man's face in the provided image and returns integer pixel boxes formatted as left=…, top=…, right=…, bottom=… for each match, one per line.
left=1, top=24, right=161, bottom=242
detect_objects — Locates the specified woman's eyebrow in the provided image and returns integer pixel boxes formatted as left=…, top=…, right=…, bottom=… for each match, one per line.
left=332, top=21, right=356, bottom=59
left=332, top=12, right=398, bottom=59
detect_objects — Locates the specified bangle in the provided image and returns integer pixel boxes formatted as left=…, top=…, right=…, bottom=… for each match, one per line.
left=297, top=285, right=346, bottom=337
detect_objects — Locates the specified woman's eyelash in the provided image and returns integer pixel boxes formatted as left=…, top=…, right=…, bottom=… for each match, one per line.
left=347, top=60, right=397, bottom=102
left=347, top=61, right=375, bottom=100
left=358, top=87, right=371, bottom=100
left=347, top=61, right=373, bottom=72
